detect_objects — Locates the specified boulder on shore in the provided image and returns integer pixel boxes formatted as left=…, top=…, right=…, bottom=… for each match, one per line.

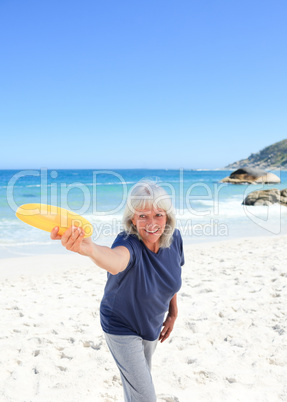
left=221, top=167, right=280, bottom=184
left=242, top=188, right=287, bottom=206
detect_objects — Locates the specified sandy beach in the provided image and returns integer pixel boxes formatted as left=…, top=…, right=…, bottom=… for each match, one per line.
left=0, top=235, right=286, bottom=402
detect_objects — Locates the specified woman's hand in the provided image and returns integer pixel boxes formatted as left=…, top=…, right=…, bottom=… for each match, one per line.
left=159, top=314, right=177, bottom=343
left=159, top=294, right=178, bottom=343
left=50, top=226, right=94, bottom=257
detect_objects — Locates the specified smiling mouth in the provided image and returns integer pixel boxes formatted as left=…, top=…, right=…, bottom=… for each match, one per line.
left=145, top=228, right=160, bottom=234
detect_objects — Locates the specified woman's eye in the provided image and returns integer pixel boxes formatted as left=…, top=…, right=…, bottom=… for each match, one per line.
left=139, top=214, right=146, bottom=218
left=156, top=213, right=163, bottom=217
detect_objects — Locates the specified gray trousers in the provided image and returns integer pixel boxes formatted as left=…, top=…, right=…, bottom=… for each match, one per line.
left=104, top=332, right=158, bottom=402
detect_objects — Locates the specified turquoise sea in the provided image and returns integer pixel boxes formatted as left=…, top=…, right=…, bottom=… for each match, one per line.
left=1, top=168, right=287, bottom=258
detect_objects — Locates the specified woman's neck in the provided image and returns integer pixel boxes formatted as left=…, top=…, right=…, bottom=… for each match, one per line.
left=143, top=240, right=160, bottom=254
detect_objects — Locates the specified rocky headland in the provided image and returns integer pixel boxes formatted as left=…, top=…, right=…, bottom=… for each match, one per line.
left=225, top=139, right=287, bottom=170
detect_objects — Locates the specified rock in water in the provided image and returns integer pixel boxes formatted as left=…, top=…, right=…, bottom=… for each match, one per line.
left=221, top=167, right=280, bottom=184
left=280, top=189, right=287, bottom=206
left=242, top=188, right=287, bottom=206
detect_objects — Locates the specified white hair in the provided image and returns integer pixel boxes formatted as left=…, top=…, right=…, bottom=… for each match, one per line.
left=122, top=179, right=176, bottom=248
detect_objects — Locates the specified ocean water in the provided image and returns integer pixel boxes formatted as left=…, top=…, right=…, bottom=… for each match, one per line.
left=1, top=168, right=287, bottom=258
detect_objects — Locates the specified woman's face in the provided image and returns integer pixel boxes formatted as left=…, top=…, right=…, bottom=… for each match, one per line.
left=131, top=206, right=167, bottom=251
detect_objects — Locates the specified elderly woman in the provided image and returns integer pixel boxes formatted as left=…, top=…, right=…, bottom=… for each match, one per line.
left=51, top=180, right=184, bottom=402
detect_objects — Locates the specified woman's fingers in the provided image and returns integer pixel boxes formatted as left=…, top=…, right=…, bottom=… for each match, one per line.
left=59, top=226, right=72, bottom=246
left=50, top=226, right=85, bottom=253
left=62, top=226, right=84, bottom=251
left=50, top=226, right=62, bottom=240
left=159, top=327, right=171, bottom=343
left=159, top=323, right=171, bottom=342
left=159, top=315, right=176, bottom=343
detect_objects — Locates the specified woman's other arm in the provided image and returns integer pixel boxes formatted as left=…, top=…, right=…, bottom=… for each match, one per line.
left=159, top=293, right=178, bottom=343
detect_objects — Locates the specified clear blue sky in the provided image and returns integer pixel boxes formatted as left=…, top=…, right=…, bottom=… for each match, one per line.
left=1, top=0, right=286, bottom=169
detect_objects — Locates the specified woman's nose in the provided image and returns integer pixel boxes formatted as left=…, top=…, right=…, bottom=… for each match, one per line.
left=146, top=217, right=155, bottom=227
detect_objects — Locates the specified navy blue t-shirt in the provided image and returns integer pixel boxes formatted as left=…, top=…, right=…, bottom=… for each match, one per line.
left=100, top=229, right=184, bottom=341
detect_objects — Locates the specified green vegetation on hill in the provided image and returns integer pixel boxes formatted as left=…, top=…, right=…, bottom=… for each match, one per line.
left=225, top=139, right=287, bottom=169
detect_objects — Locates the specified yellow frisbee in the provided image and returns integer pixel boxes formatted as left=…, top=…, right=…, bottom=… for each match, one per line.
left=16, top=203, right=93, bottom=237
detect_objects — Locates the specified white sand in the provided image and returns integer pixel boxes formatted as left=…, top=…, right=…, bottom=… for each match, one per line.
left=0, top=236, right=286, bottom=402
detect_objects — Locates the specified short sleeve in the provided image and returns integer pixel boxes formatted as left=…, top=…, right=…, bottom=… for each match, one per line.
left=180, top=234, right=185, bottom=266
left=173, top=229, right=184, bottom=266
left=111, top=232, right=138, bottom=271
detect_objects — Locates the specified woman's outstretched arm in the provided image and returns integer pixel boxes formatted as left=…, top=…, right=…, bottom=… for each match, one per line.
left=50, top=226, right=130, bottom=275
